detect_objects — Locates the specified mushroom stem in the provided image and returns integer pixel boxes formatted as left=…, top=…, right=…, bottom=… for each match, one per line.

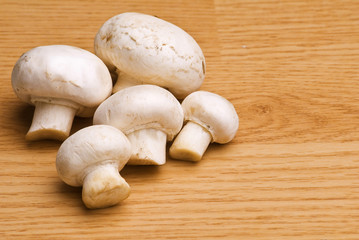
left=169, top=121, right=212, bottom=162
left=112, top=71, right=139, bottom=93
left=82, top=164, right=130, bottom=209
left=127, top=128, right=167, bottom=165
left=26, top=101, right=76, bottom=141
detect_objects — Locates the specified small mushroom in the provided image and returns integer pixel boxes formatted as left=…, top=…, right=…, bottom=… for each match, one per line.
left=93, top=85, right=183, bottom=165
left=56, top=125, right=131, bottom=209
left=11, top=45, right=112, bottom=141
left=169, top=91, right=239, bottom=162
left=94, top=12, right=206, bottom=99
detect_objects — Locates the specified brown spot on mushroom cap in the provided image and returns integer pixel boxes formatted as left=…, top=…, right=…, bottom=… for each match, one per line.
left=106, top=34, right=113, bottom=42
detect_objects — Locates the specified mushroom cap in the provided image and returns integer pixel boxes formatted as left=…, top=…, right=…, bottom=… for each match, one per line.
left=93, top=84, right=183, bottom=140
left=182, top=91, right=239, bottom=144
left=94, top=12, right=206, bottom=99
left=11, top=45, right=112, bottom=117
left=56, top=125, right=131, bottom=187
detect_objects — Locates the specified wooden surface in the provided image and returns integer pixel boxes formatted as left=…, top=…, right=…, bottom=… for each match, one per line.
left=1, top=0, right=359, bottom=239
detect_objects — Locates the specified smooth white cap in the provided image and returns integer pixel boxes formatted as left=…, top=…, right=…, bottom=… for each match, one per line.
left=93, top=85, right=183, bottom=141
left=11, top=45, right=112, bottom=117
left=182, top=91, right=239, bottom=143
left=94, top=12, right=206, bottom=99
left=56, top=125, right=131, bottom=187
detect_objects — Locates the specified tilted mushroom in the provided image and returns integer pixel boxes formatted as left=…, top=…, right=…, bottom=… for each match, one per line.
left=56, top=125, right=132, bottom=209
left=169, top=91, right=239, bottom=162
left=93, top=85, right=183, bottom=165
left=11, top=45, right=112, bottom=141
left=94, top=12, right=206, bottom=99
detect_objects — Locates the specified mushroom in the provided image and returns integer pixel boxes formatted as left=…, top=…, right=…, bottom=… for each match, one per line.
left=94, top=12, right=206, bottom=99
left=56, top=125, right=132, bottom=209
left=169, top=91, right=239, bottom=162
left=93, top=85, right=183, bottom=165
left=11, top=45, right=112, bottom=141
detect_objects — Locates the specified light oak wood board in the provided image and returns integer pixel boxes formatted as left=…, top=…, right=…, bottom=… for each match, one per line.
left=1, top=0, right=359, bottom=239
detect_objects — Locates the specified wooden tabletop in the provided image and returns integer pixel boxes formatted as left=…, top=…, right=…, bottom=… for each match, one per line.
left=1, top=0, right=359, bottom=239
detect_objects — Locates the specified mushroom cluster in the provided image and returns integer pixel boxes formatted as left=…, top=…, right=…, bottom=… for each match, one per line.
left=11, top=12, right=239, bottom=209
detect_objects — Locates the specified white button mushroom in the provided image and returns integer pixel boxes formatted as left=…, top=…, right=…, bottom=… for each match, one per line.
left=169, top=91, right=239, bottom=162
left=11, top=45, right=112, bottom=141
left=93, top=85, right=183, bottom=165
left=94, top=12, right=206, bottom=99
left=56, top=125, right=132, bottom=209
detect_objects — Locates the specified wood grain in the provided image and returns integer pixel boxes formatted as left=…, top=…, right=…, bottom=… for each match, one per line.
left=1, top=0, right=359, bottom=239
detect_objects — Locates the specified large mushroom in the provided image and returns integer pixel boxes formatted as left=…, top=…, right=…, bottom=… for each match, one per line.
left=169, top=91, right=239, bottom=162
left=56, top=125, right=132, bottom=209
left=94, top=12, right=206, bottom=99
left=93, top=85, right=183, bottom=165
left=11, top=45, right=112, bottom=141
